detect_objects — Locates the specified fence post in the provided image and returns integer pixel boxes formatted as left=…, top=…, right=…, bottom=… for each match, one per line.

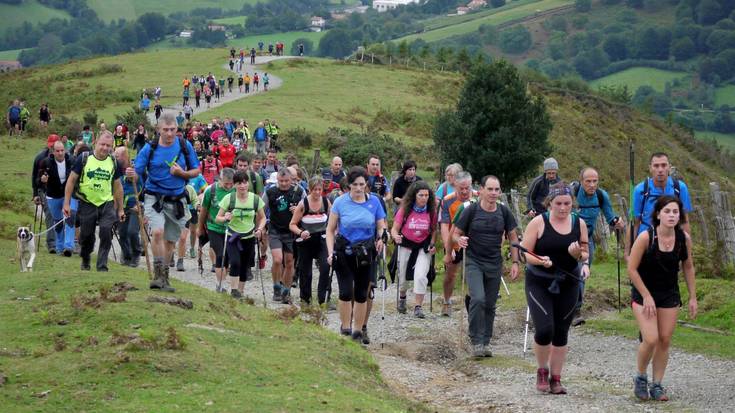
left=371, top=53, right=374, bottom=64
left=595, top=214, right=609, bottom=253
left=389, top=56, right=392, bottom=65
left=614, top=194, right=628, bottom=248
left=311, top=149, right=321, bottom=177
left=693, top=206, right=711, bottom=247
left=710, top=182, right=735, bottom=264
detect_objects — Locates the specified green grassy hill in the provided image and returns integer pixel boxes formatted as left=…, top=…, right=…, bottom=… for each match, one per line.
left=86, top=0, right=255, bottom=21
left=0, top=0, right=71, bottom=30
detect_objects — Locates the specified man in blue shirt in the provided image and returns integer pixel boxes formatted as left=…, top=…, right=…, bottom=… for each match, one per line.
left=572, top=167, right=626, bottom=325
left=134, top=113, right=200, bottom=292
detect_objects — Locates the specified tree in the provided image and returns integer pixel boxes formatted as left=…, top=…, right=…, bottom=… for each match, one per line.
left=490, top=0, right=506, bottom=7
left=138, top=13, right=167, bottom=42
left=671, top=37, right=696, bottom=60
left=317, top=29, right=354, bottom=58
left=432, top=60, right=552, bottom=188
left=575, top=0, right=591, bottom=12
left=290, top=38, right=314, bottom=55
left=499, top=26, right=532, bottom=54
left=603, top=34, right=628, bottom=61
left=697, top=0, right=723, bottom=25
left=626, top=0, right=644, bottom=9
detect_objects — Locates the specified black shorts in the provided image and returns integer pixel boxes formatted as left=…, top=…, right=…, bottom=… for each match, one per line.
left=9, top=118, right=19, bottom=128
left=187, top=208, right=199, bottom=226
left=631, top=287, right=681, bottom=308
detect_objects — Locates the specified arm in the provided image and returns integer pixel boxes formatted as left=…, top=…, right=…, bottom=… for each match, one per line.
left=627, top=231, right=656, bottom=318
left=526, top=177, right=540, bottom=215
left=215, top=206, right=231, bottom=224
left=255, top=207, right=266, bottom=239
left=63, top=172, right=79, bottom=217
left=289, top=203, right=306, bottom=238
left=376, top=218, right=387, bottom=253
left=520, top=216, right=551, bottom=267
left=508, top=229, right=521, bottom=280
left=682, top=233, right=697, bottom=319
left=113, top=179, right=124, bottom=221
left=325, top=211, right=339, bottom=265
left=390, top=212, right=403, bottom=244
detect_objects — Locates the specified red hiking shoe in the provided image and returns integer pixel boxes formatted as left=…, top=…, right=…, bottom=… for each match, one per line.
left=536, top=368, right=550, bottom=393
left=550, top=375, right=567, bottom=394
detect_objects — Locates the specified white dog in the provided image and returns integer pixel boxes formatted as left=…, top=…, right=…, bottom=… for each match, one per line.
left=17, top=227, right=36, bottom=272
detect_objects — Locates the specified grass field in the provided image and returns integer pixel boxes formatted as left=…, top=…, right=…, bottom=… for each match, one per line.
left=420, top=0, right=538, bottom=31
left=714, top=84, right=735, bottom=108
left=696, top=130, right=735, bottom=152
left=211, top=15, right=247, bottom=26
left=0, top=48, right=29, bottom=61
left=86, top=0, right=255, bottom=21
left=397, top=0, right=573, bottom=43
left=0, top=0, right=71, bottom=30
left=227, top=31, right=328, bottom=52
left=590, top=67, right=689, bottom=93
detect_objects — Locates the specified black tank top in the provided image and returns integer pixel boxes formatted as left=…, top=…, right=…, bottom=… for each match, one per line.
left=534, top=213, right=582, bottom=275
left=637, top=227, right=687, bottom=293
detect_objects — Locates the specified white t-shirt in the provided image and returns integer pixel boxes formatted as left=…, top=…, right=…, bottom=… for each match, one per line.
left=56, top=160, right=66, bottom=184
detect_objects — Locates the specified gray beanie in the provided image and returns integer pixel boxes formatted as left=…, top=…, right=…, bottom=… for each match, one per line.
left=543, top=157, right=559, bottom=171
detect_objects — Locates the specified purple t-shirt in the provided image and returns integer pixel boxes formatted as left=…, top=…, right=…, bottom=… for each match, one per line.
left=395, top=208, right=436, bottom=244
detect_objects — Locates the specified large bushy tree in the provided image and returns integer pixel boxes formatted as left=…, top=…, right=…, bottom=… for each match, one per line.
left=432, top=60, right=552, bottom=188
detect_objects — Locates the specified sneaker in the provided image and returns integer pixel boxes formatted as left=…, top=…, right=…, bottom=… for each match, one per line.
left=129, top=256, right=140, bottom=268
left=340, top=327, right=352, bottom=336
left=442, top=300, right=452, bottom=317
left=63, top=249, right=72, bottom=257
left=97, top=266, right=109, bottom=272
left=281, top=290, right=292, bottom=305
left=361, top=327, right=370, bottom=345
left=48, top=248, right=56, bottom=254
left=549, top=375, right=567, bottom=395
left=351, top=330, right=364, bottom=345
left=273, top=291, right=282, bottom=302
left=414, top=305, right=425, bottom=319
left=258, top=255, right=267, bottom=269
left=649, top=382, right=668, bottom=401
left=176, top=258, right=185, bottom=272
left=397, top=297, right=407, bottom=314
left=472, top=344, right=485, bottom=358
left=81, top=257, right=91, bottom=271
left=231, top=289, right=243, bottom=300
left=189, top=248, right=196, bottom=259
left=634, top=374, right=650, bottom=401
left=210, top=265, right=216, bottom=273
left=482, top=344, right=493, bottom=357
left=572, top=309, right=585, bottom=327
left=536, top=368, right=550, bottom=393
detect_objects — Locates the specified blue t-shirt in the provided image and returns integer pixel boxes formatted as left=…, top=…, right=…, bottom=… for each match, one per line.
left=141, top=97, right=150, bottom=110
left=8, top=105, right=21, bottom=120
left=435, top=182, right=455, bottom=200
left=632, top=177, right=692, bottom=234
left=574, top=187, right=617, bottom=237
left=134, top=139, right=200, bottom=196
left=331, top=193, right=386, bottom=244
left=176, top=115, right=185, bottom=126
left=254, top=127, right=267, bottom=142
left=367, top=174, right=391, bottom=197
left=121, top=176, right=143, bottom=208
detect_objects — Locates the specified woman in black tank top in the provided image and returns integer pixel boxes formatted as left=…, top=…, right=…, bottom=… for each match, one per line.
left=627, top=196, right=696, bottom=402
left=289, top=176, right=331, bottom=306
left=520, top=182, right=589, bottom=395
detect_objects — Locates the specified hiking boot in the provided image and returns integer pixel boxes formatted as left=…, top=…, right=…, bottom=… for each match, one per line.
left=536, top=368, right=550, bottom=393
left=176, top=258, right=185, bottom=272
left=361, top=327, right=370, bottom=345
left=340, top=327, right=352, bottom=336
left=483, top=344, right=493, bottom=358
left=150, top=263, right=166, bottom=290
left=129, top=256, right=140, bottom=268
left=189, top=248, right=196, bottom=259
left=549, top=375, right=567, bottom=394
left=414, top=305, right=425, bottom=319
left=351, top=330, right=364, bottom=345
left=63, top=249, right=72, bottom=257
left=231, top=289, right=243, bottom=300
left=81, top=256, right=91, bottom=271
left=572, top=309, right=585, bottom=327
left=442, top=299, right=452, bottom=317
left=49, top=248, right=56, bottom=254
left=210, top=265, right=216, bottom=273
left=273, top=290, right=282, bottom=302
left=281, top=289, right=292, bottom=305
left=97, top=266, right=108, bottom=272
left=634, top=374, right=650, bottom=401
left=168, top=255, right=175, bottom=268
left=160, top=266, right=176, bottom=293
left=472, top=344, right=485, bottom=358
left=397, top=297, right=407, bottom=314
left=649, top=382, right=668, bottom=401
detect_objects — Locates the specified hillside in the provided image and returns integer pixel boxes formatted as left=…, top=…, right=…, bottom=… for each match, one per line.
left=86, top=0, right=254, bottom=21
left=0, top=0, right=71, bottom=30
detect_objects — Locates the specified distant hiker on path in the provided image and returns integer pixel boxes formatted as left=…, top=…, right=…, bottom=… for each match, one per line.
left=521, top=181, right=589, bottom=395
left=628, top=195, right=696, bottom=402
left=526, top=157, right=561, bottom=218
left=250, top=47, right=256, bottom=64
left=8, top=99, right=22, bottom=136
left=39, top=103, right=51, bottom=128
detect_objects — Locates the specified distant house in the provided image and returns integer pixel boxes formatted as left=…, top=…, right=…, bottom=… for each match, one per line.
left=331, top=12, right=347, bottom=20
left=0, top=60, right=21, bottom=72
left=456, top=6, right=470, bottom=15
left=207, top=24, right=226, bottom=32
left=179, top=30, right=193, bottom=38
left=467, top=0, right=487, bottom=9
left=310, top=16, right=326, bottom=28
left=373, top=0, right=420, bottom=12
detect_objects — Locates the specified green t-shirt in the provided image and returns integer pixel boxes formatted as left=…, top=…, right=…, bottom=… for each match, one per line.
left=203, top=183, right=234, bottom=234
left=218, top=192, right=264, bottom=237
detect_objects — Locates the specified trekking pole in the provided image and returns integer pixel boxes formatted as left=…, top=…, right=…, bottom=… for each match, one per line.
left=615, top=227, right=622, bottom=313
left=523, top=306, right=530, bottom=355
left=500, top=276, right=510, bottom=296
left=380, top=244, right=387, bottom=350
left=132, top=177, right=152, bottom=279
left=458, top=247, right=466, bottom=353
left=110, top=225, right=118, bottom=262
left=37, top=200, right=45, bottom=251
left=220, top=225, right=229, bottom=293
left=256, top=235, right=267, bottom=308
left=33, top=202, right=40, bottom=235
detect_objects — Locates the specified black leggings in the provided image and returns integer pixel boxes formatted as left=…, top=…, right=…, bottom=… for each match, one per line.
left=297, top=236, right=330, bottom=304
left=209, top=230, right=228, bottom=268
left=334, top=251, right=372, bottom=303
left=226, top=236, right=255, bottom=282
left=525, top=273, right=579, bottom=347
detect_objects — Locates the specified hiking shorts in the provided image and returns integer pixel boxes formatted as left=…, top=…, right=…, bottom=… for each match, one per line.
left=268, top=231, right=294, bottom=253
left=185, top=208, right=199, bottom=228
left=144, top=194, right=190, bottom=243
left=9, top=118, right=19, bottom=128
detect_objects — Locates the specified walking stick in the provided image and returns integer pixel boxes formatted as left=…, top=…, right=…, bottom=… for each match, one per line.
left=523, top=306, right=530, bottom=355
left=33, top=202, right=40, bottom=235
left=500, top=276, right=511, bottom=296
left=220, top=225, right=230, bottom=293
left=110, top=225, right=118, bottom=262
left=458, top=247, right=466, bottom=352
left=37, top=198, right=45, bottom=251
left=615, top=227, right=622, bottom=312
left=256, top=235, right=267, bottom=308
left=132, top=177, right=152, bottom=279
left=380, top=240, right=387, bottom=349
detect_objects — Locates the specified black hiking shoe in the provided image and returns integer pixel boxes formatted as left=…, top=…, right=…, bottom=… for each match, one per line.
left=81, top=256, right=91, bottom=271
left=414, top=305, right=425, bottom=319
left=63, top=249, right=72, bottom=257
left=397, top=297, right=407, bottom=314
left=351, top=330, right=364, bottom=345
left=572, top=309, right=585, bottom=327
left=361, top=327, right=370, bottom=345
left=649, top=382, right=668, bottom=401
left=340, top=327, right=352, bottom=336
left=634, top=374, right=650, bottom=401
left=231, top=289, right=243, bottom=300
left=176, top=258, right=185, bottom=272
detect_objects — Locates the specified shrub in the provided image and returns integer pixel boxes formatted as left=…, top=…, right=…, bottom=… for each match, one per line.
left=499, top=26, right=532, bottom=54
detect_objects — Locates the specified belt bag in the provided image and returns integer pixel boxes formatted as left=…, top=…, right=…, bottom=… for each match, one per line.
left=146, top=190, right=188, bottom=219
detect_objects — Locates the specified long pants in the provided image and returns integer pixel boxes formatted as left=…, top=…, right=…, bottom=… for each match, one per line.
left=47, top=196, right=77, bottom=251
left=465, top=258, right=502, bottom=346
left=397, top=245, right=430, bottom=295
left=296, top=236, right=330, bottom=304
left=575, top=238, right=595, bottom=311
left=78, top=200, right=116, bottom=269
left=226, top=236, right=255, bottom=281
left=118, top=208, right=141, bottom=262
left=39, top=192, right=56, bottom=251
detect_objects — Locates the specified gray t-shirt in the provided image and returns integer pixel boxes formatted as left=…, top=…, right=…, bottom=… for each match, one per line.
left=455, top=203, right=517, bottom=271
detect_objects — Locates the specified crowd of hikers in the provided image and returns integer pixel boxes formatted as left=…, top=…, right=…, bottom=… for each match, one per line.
left=27, top=111, right=697, bottom=401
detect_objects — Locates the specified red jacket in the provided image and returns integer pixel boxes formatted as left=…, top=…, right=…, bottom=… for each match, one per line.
left=214, top=144, right=236, bottom=168
left=201, top=158, right=222, bottom=184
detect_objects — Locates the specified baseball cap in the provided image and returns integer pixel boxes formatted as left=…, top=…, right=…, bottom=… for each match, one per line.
left=47, top=134, right=60, bottom=148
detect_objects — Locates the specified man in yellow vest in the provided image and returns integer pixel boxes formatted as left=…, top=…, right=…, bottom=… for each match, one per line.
left=63, top=131, right=124, bottom=271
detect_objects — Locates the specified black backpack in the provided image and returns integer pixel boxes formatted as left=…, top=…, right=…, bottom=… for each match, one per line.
left=640, top=178, right=681, bottom=218
left=145, top=136, right=191, bottom=173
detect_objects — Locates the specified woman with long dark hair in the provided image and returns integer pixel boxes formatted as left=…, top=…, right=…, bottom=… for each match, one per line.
left=390, top=181, right=436, bottom=318
left=628, top=195, right=696, bottom=401
left=391, top=160, right=422, bottom=211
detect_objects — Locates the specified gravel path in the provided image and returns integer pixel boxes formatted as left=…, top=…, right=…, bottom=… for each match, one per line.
left=146, top=55, right=291, bottom=124
left=152, top=245, right=735, bottom=413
